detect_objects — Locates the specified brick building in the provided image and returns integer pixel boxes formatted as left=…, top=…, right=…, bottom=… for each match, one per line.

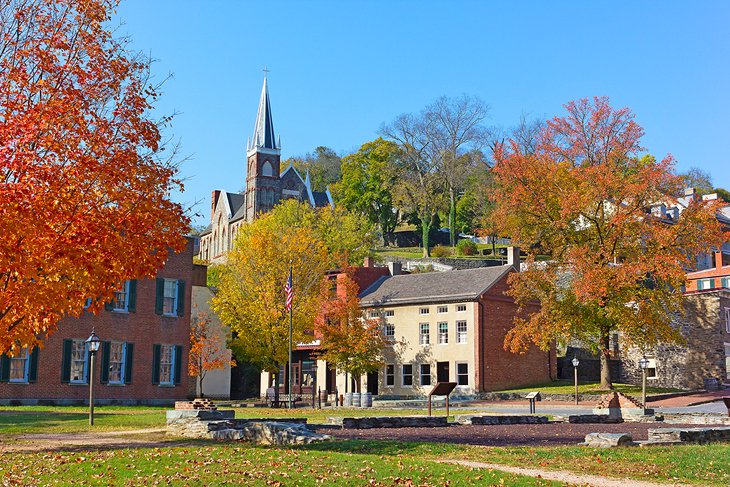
left=0, top=239, right=195, bottom=405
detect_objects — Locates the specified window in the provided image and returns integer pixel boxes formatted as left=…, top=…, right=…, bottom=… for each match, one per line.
left=457, top=363, right=469, bottom=385
left=163, top=280, right=178, bottom=316
left=726, top=308, right=730, bottom=334
left=9, top=348, right=29, bottom=383
left=156, top=278, right=184, bottom=317
left=70, top=340, right=88, bottom=384
left=385, top=310, right=394, bottom=317
left=159, top=344, right=176, bottom=385
left=369, top=310, right=380, bottom=319
left=722, top=277, right=730, bottom=289
left=402, top=364, right=413, bottom=386
left=456, top=321, right=467, bottom=343
left=419, top=307, right=429, bottom=315
left=438, top=322, right=448, bottom=344
left=328, top=278, right=338, bottom=296
left=384, top=323, right=395, bottom=340
left=437, top=306, right=448, bottom=314
left=108, top=342, right=126, bottom=384
left=644, top=358, right=658, bottom=379
left=457, top=304, right=467, bottom=312
left=420, top=364, right=431, bottom=386
left=697, top=279, right=715, bottom=290
left=385, top=364, right=394, bottom=386
left=113, top=280, right=130, bottom=312
left=84, top=298, right=93, bottom=309
left=419, top=323, right=430, bottom=345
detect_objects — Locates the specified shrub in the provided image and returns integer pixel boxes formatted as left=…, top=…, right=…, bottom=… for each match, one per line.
left=430, top=245, right=452, bottom=258
left=456, top=239, right=478, bottom=256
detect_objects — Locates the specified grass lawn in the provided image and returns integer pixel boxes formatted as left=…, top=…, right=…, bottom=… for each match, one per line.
left=493, top=380, right=683, bottom=396
left=0, top=406, right=166, bottom=434
left=0, top=442, right=562, bottom=486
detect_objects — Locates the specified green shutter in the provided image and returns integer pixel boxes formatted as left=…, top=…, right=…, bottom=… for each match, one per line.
left=128, top=280, right=137, bottom=313
left=28, top=347, right=39, bottom=383
left=176, top=280, right=186, bottom=317
left=710, top=279, right=716, bottom=289
left=124, top=343, right=134, bottom=384
left=0, top=355, right=9, bottom=382
left=155, top=278, right=164, bottom=315
left=104, top=300, right=114, bottom=311
left=61, top=339, right=72, bottom=383
left=152, top=344, right=161, bottom=384
left=173, top=345, right=182, bottom=385
left=100, top=341, right=110, bottom=384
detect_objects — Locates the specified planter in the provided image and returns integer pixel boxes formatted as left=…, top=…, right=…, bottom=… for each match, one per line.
left=360, top=392, right=373, bottom=408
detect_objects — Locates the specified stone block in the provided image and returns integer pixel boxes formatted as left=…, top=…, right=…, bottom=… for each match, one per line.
left=583, top=433, right=635, bottom=447
left=459, top=415, right=549, bottom=425
left=340, top=416, right=448, bottom=429
left=569, top=415, right=623, bottom=424
left=648, top=427, right=730, bottom=444
left=166, top=409, right=234, bottom=421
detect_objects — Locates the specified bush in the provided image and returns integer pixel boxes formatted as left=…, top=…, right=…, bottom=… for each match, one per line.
left=456, top=239, right=478, bottom=256
left=430, top=245, right=452, bottom=257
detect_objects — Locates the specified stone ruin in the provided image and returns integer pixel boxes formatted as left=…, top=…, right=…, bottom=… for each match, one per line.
left=593, top=391, right=653, bottom=419
left=167, top=402, right=330, bottom=445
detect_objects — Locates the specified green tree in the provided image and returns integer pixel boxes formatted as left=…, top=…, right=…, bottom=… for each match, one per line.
left=333, top=138, right=400, bottom=245
left=285, top=146, right=342, bottom=192
left=678, top=166, right=713, bottom=195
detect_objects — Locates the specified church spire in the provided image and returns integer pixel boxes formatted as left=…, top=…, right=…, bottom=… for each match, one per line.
left=247, top=74, right=279, bottom=155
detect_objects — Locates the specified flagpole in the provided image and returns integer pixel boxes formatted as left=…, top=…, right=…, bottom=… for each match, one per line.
left=288, top=264, right=293, bottom=410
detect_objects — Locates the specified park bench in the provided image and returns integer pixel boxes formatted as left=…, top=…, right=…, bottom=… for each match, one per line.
left=265, top=388, right=302, bottom=408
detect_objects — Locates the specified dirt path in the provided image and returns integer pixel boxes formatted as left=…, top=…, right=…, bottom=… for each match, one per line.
left=443, top=459, right=691, bottom=487
left=0, top=428, right=171, bottom=453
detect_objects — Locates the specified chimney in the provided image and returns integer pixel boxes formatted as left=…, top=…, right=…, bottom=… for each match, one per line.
left=363, top=256, right=374, bottom=268
left=211, top=190, right=221, bottom=222
left=507, top=246, right=521, bottom=271
left=388, top=262, right=402, bottom=276
left=684, top=187, right=696, bottom=196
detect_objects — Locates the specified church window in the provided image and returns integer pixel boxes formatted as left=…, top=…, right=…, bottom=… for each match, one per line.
left=262, top=161, right=273, bottom=177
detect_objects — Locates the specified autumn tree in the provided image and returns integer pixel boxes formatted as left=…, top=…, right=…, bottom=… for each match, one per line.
left=333, top=138, right=400, bottom=245
left=188, top=307, right=235, bottom=397
left=0, top=0, right=188, bottom=353
left=315, top=272, right=387, bottom=393
left=492, top=97, right=727, bottom=388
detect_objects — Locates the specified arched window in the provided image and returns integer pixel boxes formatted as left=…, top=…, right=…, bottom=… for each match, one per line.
left=262, top=161, right=273, bottom=177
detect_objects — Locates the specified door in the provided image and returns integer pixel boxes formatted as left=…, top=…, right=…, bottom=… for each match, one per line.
left=367, top=370, right=379, bottom=395
left=437, top=361, right=450, bottom=383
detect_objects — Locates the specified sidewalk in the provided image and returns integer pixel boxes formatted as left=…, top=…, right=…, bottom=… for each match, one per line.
left=648, top=390, right=729, bottom=408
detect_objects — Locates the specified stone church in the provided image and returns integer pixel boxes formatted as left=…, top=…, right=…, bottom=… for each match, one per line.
left=199, top=77, right=333, bottom=263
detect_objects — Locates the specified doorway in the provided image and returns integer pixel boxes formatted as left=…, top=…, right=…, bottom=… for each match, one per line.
left=436, top=361, right=450, bottom=383
left=366, top=371, right=379, bottom=395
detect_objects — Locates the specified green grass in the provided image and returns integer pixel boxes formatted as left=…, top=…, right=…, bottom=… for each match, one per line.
left=0, top=406, right=165, bottom=434
left=0, top=443, right=562, bottom=486
left=449, top=442, right=730, bottom=486
left=493, top=380, right=683, bottom=396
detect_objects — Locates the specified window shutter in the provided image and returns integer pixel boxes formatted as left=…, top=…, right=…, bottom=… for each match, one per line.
left=100, top=341, right=110, bottom=384
left=28, top=347, right=39, bottom=383
left=155, top=278, right=164, bottom=315
left=0, top=355, right=9, bottom=382
left=173, top=345, right=182, bottom=385
left=152, top=344, right=161, bottom=384
left=61, top=339, right=72, bottom=383
left=128, top=280, right=137, bottom=313
left=124, top=343, right=134, bottom=384
left=176, top=280, right=186, bottom=317
left=710, top=279, right=716, bottom=289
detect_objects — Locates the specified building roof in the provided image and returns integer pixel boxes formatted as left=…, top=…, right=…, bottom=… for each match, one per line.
left=359, top=265, right=513, bottom=307
left=247, top=76, right=279, bottom=153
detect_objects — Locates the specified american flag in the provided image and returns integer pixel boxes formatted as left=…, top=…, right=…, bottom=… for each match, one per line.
left=284, top=271, right=293, bottom=312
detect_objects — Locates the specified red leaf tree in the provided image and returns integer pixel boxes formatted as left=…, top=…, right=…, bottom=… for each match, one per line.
left=315, top=272, right=387, bottom=393
left=491, top=97, right=728, bottom=388
left=0, top=0, right=189, bottom=353
left=188, top=308, right=235, bottom=397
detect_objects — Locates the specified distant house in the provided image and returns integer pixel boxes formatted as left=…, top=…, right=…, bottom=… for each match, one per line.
left=358, top=248, right=554, bottom=397
left=0, top=239, right=195, bottom=405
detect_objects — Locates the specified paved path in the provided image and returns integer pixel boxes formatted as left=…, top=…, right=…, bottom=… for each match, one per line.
left=443, top=459, right=691, bottom=487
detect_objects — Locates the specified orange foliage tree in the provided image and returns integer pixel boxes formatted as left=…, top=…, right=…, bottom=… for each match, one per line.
left=189, top=308, right=235, bottom=397
left=315, top=272, right=387, bottom=392
left=0, top=0, right=189, bottom=353
left=491, top=97, right=728, bottom=388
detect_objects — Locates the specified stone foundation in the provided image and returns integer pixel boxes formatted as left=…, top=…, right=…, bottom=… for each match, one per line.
left=457, top=415, right=549, bottom=425
left=583, top=433, right=636, bottom=447
left=331, top=416, right=448, bottom=429
left=647, top=426, right=730, bottom=444
left=166, top=409, right=330, bottom=445
left=569, top=415, right=624, bottom=424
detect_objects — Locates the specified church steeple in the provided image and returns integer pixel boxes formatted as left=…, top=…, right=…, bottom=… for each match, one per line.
left=247, top=74, right=280, bottom=156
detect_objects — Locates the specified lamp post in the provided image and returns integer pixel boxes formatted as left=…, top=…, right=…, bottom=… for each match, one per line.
left=639, top=357, right=649, bottom=415
left=311, top=362, right=318, bottom=408
left=86, top=328, right=101, bottom=426
left=571, top=357, right=580, bottom=405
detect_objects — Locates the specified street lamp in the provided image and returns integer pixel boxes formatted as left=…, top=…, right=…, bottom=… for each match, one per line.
left=86, top=328, right=101, bottom=426
left=638, top=356, right=649, bottom=415
left=571, top=356, right=580, bottom=405
left=311, top=362, right=318, bottom=408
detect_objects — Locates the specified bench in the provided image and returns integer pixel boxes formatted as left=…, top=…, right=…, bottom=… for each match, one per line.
left=265, top=388, right=302, bottom=408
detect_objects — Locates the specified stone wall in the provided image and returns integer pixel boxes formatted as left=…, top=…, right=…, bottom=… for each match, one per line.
left=619, top=292, right=730, bottom=390
left=457, top=415, right=548, bottom=425
left=380, top=256, right=506, bottom=271
left=333, top=416, right=448, bottom=429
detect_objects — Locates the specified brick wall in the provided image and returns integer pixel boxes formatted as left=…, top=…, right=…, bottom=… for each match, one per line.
left=0, top=239, right=194, bottom=405
left=477, top=275, right=555, bottom=391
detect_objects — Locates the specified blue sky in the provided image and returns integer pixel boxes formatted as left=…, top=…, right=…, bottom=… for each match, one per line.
left=116, top=1, right=730, bottom=228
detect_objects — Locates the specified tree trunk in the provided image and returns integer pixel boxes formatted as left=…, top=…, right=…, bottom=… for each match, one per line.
left=598, top=333, right=613, bottom=389
left=491, top=234, right=496, bottom=256
left=354, top=374, right=361, bottom=393
left=273, top=368, right=280, bottom=406
left=449, top=187, right=456, bottom=247
left=198, top=374, right=205, bottom=398
left=421, top=215, right=431, bottom=257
